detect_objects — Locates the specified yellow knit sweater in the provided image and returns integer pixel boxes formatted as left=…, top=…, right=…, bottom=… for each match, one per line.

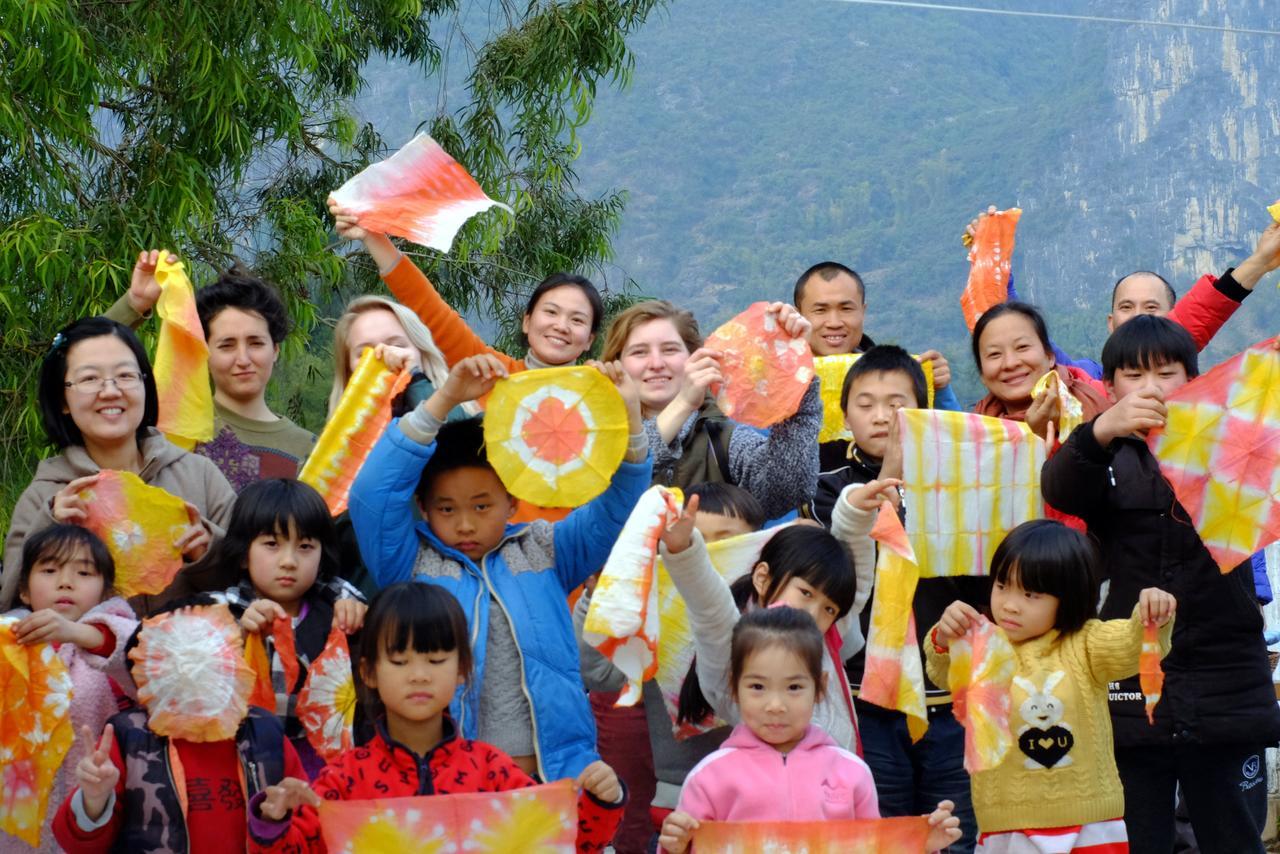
left=925, top=607, right=1173, bottom=834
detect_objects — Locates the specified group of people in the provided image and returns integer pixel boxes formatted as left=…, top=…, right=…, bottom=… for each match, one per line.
left=1, top=200, right=1278, bottom=854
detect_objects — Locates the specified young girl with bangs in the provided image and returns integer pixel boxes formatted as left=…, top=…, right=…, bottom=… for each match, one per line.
left=3, top=525, right=137, bottom=853
left=658, top=500, right=868, bottom=753
left=247, top=582, right=627, bottom=853
left=185, top=478, right=368, bottom=776
left=658, top=607, right=961, bottom=853
left=927, top=520, right=1176, bottom=852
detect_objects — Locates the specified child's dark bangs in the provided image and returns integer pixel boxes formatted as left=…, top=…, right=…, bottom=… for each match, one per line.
left=380, top=599, right=462, bottom=657
left=33, top=530, right=95, bottom=569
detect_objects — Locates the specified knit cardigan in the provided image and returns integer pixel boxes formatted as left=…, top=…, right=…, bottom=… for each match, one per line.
left=924, top=606, right=1173, bottom=833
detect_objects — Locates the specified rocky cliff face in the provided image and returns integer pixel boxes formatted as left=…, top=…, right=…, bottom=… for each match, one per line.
left=1023, top=0, right=1278, bottom=357
left=358, top=1, right=1280, bottom=390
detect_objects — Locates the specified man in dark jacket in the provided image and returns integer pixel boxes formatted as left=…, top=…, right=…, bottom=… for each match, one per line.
left=1042, top=316, right=1280, bottom=854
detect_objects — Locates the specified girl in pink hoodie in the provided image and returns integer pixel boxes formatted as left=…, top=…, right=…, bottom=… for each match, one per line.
left=658, top=607, right=961, bottom=853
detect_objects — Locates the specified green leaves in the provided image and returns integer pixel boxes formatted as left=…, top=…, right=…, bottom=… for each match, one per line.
left=0, top=0, right=658, bottom=533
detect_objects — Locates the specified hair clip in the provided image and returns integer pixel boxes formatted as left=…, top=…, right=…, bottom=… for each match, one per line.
left=49, top=332, right=67, bottom=354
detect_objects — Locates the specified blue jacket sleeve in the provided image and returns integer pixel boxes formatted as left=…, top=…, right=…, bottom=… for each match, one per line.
left=1252, top=552, right=1273, bottom=605
left=348, top=422, right=434, bottom=589
left=1007, top=273, right=1103, bottom=380
left=548, top=456, right=653, bottom=592
left=933, top=385, right=962, bottom=412
left=1052, top=345, right=1103, bottom=380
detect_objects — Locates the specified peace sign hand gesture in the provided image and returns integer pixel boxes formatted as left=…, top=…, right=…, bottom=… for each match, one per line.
left=75, top=724, right=119, bottom=821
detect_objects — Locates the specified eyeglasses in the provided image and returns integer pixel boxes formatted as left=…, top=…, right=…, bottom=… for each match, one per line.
left=64, top=371, right=145, bottom=394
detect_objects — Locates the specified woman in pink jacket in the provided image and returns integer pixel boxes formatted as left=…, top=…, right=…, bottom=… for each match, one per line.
left=658, top=607, right=962, bottom=853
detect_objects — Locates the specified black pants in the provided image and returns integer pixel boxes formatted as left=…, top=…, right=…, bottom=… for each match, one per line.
left=1115, top=743, right=1267, bottom=854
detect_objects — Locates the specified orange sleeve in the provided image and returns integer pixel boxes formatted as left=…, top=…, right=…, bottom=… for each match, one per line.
left=381, top=256, right=523, bottom=373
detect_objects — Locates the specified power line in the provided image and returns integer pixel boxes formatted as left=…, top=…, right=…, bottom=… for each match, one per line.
left=827, top=0, right=1280, bottom=38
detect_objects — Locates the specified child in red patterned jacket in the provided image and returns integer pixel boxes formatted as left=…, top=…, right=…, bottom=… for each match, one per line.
left=247, top=581, right=626, bottom=853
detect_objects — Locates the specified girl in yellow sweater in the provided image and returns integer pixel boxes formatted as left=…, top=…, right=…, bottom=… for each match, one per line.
left=926, top=520, right=1175, bottom=853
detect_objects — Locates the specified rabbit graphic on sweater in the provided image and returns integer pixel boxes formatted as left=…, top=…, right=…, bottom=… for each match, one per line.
left=1013, top=671, right=1075, bottom=769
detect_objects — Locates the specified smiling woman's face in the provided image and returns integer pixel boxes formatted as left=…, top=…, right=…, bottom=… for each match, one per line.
left=977, top=312, right=1053, bottom=407
left=619, top=318, right=691, bottom=414
left=62, top=335, right=146, bottom=448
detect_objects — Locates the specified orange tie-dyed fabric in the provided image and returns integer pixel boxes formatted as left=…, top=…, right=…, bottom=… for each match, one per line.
left=961, top=207, right=1021, bottom=330
left=130, top=605, right=253, bottom=742
left=80, top=470, right=191, bottom=597
left=152, top=254, right=213, bottom=447
left=692, top=815, right=930, bottom=853
left=1146, top=337, right=1280, bottom=571
left=1139, top=621, right=1165, bottom=725
left=329, top=134, right=512, bottom=252
left=0, top=618, right=75, bottom=846
left=317, top=781, right=577, bottom=853
left=947, top=615, right=1016, bottom=772
left=704, top=302, right=815, bottom=429
left=296, top=625, right=358, bottom=763
left=484, top=366, right=630, bottom=509
left=300, top=349, right=410, bottom=516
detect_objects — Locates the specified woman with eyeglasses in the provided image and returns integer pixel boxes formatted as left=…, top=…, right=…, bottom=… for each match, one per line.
left=0, top=253, right=236, bottom=610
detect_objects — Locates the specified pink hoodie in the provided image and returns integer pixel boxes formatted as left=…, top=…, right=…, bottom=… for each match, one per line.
left=677, top=723, right=878, bottom=823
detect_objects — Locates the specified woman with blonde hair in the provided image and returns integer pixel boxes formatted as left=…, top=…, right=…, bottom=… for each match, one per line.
left=328, top=294, right=471, bottom=417
left=602, top=299, right=821, bottom=520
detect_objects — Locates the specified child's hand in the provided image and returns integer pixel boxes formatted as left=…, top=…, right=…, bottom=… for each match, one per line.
left=661, top=494, right=700, bottom=555
left=1025, top=378, right=1061, bottom=441
left=257, top=777, right=321, bottom=821
left=880, top=408, right=904, bottom=481
left=75, top=724, right=119, bottom=822
left=765, top=301, right=812, bottom=340
left=174, top=502, right=212, bottom=562
left=1093, top=388, right=1167, bottom=445
left=371, top=343, right=418, bottom=374
left=333, top=598, right=367, bottom=634
left=575, top=759, right=623, bottom=804
left=589, top=359, right=643, bottom=432
left=437, top=354, right=508, bottom=407
left=1138, top=588, right=1176, bottom=627
left=51, top=474, right=99, bottom=524
left=328, top=198, right=371, bottom=243
left=676, top=348, right=724, bottom=409
left=14, top=609, right=105, bottom=649
left=935, top=602, right=982, bottom=649
left=844, top=478, right=903, bottom=513
left=924, top=799, right=962, bottom=852
left=658, top=810, right=700, bottom=854
left=241, top=599, right=288, bottom=635
left=128, top=249, right=178, bottom=316
left=918, top=349, right=951, bottom=390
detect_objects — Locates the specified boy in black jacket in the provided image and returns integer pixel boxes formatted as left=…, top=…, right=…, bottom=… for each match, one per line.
left=804, top=345, right=987, bottom=853
left=1042, top=315, right=1280, bottom=854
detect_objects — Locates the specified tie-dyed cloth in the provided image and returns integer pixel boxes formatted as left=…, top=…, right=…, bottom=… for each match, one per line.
left=899, top=409, right=1046, bottom=578
left=80, top=470, right=191, bottom=598
left=947, top=615, right=1016, bottom=772
left=317, top=781, right=577, bottom=853
left=0, top=618, right=75, bottom=846
left=1146, top=337, right=1280, bottom=571
left=153, top=254, right=213, bottom=448
left=300, top=349, right=410, bottom=516
left=330, top=134, right=512, bottom=252
left=485, top=366, right=630, bottom=508
left=693, top=815, right=930, bottom=853
left=704, top=303, right=815, bottom=429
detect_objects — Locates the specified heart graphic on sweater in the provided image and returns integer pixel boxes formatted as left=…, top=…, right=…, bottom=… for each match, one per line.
left=1018, top=725, right=1073, bottom=768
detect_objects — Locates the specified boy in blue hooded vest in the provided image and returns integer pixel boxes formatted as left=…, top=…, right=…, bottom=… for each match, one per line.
left=349, top=352, right=651, bottom=783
